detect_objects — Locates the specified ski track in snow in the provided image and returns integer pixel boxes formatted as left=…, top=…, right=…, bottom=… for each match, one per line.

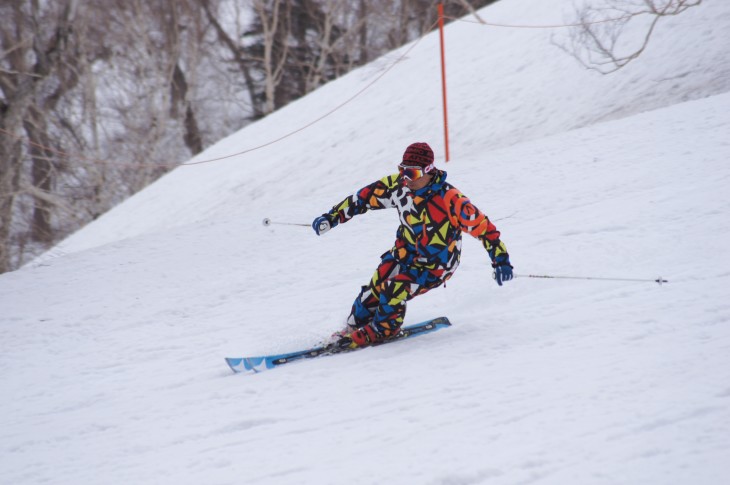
left=2, top=0, right=730, bottom=484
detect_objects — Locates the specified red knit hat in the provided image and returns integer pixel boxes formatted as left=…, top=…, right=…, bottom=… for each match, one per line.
left=401, top=142, right=435, bottom=169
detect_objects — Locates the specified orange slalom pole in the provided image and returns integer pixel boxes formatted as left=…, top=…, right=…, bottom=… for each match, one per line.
left=438, top=3, right=450, bottom=162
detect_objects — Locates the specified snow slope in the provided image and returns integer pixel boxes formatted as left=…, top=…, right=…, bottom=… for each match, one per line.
left=2, top=1, right=730, bottom=484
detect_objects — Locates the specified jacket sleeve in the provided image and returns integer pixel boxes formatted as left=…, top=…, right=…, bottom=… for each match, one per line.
left=325, top=174, right=400, bottom=227
left=444, top=188, right=509, bottom=264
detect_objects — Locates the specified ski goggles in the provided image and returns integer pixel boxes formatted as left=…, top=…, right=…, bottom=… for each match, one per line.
left=398, top=164, right=433, bottom=182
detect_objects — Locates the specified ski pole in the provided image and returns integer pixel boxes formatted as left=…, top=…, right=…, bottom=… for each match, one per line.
left=262, top=217, right=309, bottom=228
left=514, top=273, right=668, bottom=285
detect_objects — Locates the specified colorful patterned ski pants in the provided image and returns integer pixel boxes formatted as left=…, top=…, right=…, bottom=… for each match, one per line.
left=348, top=251, right=449, bottom=337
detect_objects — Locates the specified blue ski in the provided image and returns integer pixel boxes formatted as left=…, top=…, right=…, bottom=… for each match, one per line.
left=226, top=316, right=451, bottom=374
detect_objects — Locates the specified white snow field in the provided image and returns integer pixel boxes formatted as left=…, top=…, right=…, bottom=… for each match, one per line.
left=2, top=1, right=730, bottom=484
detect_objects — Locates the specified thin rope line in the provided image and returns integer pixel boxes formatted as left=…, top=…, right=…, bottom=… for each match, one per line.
left=181, top=19, right=438, bottom=166
left=444, top=13, right=638, bottom=29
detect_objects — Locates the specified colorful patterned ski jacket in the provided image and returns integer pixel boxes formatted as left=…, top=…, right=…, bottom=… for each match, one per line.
left=324, top=170, right=509, bottom=279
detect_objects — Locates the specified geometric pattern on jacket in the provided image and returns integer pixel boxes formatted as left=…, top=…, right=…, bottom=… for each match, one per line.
left=325, top=169, right=509, bottom=276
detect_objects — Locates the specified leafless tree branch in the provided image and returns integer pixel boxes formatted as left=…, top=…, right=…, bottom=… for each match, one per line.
left=555, top=0, right=702, bottom=74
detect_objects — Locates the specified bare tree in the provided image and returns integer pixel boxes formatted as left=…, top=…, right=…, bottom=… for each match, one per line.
left=0, top=0, right=82, bottom=271
left=253, top=0, right=291, bottom=115
left=198, top=0, right=266, bottom=118
left=0, top=0, right=218, bottom=272
left=557, top=0, right=702, bottom=74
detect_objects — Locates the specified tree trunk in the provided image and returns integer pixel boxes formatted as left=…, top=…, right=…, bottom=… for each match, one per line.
left=172, top=63, right=203, bottom=155
left=358, top=0, right=369, bottom=65
left=0, top=121, right=23, bottom=273
left=23, top=107, right=54, bottom=244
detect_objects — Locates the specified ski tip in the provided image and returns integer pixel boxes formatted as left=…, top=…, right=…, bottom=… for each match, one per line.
left=225, top=357, right=244, bottom=373
left=226, top=356, right=271, bottom=374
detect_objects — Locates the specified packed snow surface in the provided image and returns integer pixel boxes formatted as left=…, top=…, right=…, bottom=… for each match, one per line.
left=2, top=0, right=730, bottom=484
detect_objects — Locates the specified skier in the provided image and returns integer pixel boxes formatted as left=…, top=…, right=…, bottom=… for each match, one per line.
left=312, top=142, right=513, bottom=348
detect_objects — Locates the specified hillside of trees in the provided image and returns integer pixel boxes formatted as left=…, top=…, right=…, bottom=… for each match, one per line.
left=0, top=0, right=499, bottom=273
